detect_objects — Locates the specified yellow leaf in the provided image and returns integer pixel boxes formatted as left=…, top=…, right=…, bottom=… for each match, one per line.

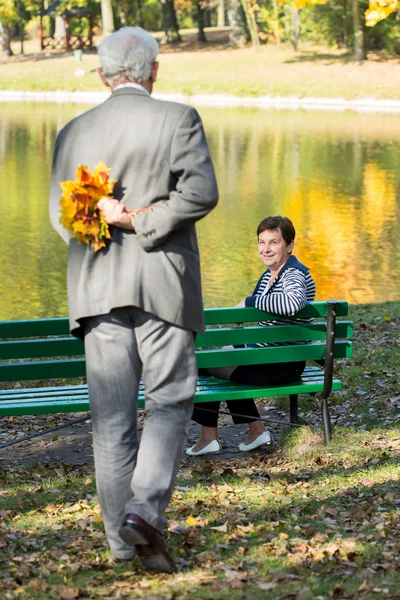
left=93, top=514, right=102, bottom=523
left=365, top=0, right=398, bottom=27
left=186, top=516, right=199, bottom=526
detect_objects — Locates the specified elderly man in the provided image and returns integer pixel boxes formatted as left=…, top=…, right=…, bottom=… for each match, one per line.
left=49, top=27, right=218, bottom=573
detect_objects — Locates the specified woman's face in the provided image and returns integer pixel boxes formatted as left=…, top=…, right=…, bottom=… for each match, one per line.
left=258, top=228, right=294, bottom=272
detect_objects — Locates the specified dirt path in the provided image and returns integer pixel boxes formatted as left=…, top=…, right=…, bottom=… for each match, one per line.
left=0, top=399, right=289, bottom=468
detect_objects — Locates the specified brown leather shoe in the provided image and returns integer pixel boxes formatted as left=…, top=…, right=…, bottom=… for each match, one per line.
left=119, top=513, right=176, bottom=574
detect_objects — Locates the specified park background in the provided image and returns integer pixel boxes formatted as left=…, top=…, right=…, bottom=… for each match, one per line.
left=0, top=2, right=400, bottom=600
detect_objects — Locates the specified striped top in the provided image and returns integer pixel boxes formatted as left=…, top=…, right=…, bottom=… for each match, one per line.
left=245, top=255, right=316, bottom=344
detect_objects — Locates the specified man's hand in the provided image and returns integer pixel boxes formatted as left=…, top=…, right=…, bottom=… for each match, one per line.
left=98, top=198, right=134, bottom=230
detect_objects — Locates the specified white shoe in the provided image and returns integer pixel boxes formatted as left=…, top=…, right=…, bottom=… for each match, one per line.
left=186, top=440, right=220, bottom=456
left=238, top=430, right=272, bottom=452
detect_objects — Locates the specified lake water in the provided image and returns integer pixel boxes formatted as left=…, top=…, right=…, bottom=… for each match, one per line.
left=1, top=102, right=400, bottom=321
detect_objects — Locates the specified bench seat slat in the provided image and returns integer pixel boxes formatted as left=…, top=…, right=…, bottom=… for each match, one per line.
left=0, top=384, right=88, bottom=398
left=0, top=365, right=331, bottom=400
left=0, top=368, right=341, bottom=416
left=0, top=365, right=331, bottom=401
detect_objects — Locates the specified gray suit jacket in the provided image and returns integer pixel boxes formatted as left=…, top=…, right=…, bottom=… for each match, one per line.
left=49, top=88, right=218, bottom=338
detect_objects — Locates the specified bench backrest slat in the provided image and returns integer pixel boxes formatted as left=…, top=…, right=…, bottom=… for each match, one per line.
left=196, top=340, right=352, bottom=369
left=0, top=321, right=354, bottom=360
left=0, top=318, right=70, bottom=339
left=0, top=340, right=352, bottom=382
left=0, top=302, right=349, bottom=340
left=0, top=358, right=86, bottom=382
left=197, top=321, right=353, bottom=347
left=204, top=301, right=349, bottom=324
left=0, top=338, right=85, bottom=360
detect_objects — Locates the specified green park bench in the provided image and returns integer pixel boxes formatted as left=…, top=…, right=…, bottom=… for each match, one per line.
left=0, top=301, right=353, bottom=445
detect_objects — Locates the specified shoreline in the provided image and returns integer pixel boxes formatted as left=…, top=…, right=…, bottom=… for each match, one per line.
left=2, top=89, right=400, bottom=113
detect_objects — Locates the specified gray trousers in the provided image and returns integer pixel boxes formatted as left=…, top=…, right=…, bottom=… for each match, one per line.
left=84, top=306, right=197, bottom=559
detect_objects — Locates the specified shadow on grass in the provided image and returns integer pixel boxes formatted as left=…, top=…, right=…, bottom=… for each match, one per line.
left=285, top=49, right=400, bottom=66
left=284, top=50, right=355, bottom=65
left=0, top=50, right=97, bottom=65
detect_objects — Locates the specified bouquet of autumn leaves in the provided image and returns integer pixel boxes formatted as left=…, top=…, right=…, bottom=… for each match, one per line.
left=59, top=162, right=116, bottom=252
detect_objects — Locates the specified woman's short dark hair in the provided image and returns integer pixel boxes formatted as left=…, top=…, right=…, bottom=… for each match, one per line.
left=257, top=216, right=296, bottom=245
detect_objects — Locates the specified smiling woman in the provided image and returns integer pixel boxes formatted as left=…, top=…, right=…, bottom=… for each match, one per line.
left=186, top=215, right=316, bottom=457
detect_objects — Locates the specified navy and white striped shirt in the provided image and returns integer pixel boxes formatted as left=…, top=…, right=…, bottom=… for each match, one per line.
left=245, top=255, right=316, bottom=344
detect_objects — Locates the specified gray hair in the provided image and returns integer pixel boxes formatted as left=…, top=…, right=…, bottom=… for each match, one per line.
left=98, top=27, right=159, bottom=87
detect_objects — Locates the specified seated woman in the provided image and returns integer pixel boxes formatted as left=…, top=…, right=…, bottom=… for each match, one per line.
left=186, top=215, right=316, bottom=456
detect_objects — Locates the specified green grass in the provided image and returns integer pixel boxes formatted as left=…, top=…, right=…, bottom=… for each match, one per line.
left=0, top=301, right=399, bottom=599
left=1, top=38, right=400, bottom=100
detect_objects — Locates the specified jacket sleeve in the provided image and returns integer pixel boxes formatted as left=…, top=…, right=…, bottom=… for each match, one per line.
left=245, top=269, right=308, bottom=316
left=49, top=132, right=70, bottom=244
left=134, top=107, right=219, bottom=251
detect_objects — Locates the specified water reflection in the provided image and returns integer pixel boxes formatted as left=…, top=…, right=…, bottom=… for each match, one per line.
left=0, top=103, right=399, bottom=320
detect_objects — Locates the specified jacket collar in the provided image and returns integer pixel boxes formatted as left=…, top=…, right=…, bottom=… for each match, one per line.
left=268, top=255, right=309, bottom=278
left=110, top=87, right=151, bottom=99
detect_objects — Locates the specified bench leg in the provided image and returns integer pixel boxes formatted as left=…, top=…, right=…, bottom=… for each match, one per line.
left=290, top=394, right=299, bottom=424
left=321, top=395, right=332, bottom=444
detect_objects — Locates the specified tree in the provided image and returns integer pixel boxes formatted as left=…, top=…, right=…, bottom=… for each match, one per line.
left=228, top=0, right=249, bottom=47
left=196, top=0, right=207, bottom=42
left=101, top=0, right=115, bottom=36
left=279, top=0, right=366, bottom=59
left=0, top=22, right=12, bottom=56
left=217, top=0, right=225, bottom=26
left=279, top=0, right=327, bottom=49
left=352, top=0, right=364, bottom=60
left=160, top=0, right=181, bottom=43
left=241, top=0, right=260, bottom=50
left=0, top=0, right=17, bottom=56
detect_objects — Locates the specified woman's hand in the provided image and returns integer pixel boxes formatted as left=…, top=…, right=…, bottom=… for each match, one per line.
left=235, top=299, right=246, bottom=308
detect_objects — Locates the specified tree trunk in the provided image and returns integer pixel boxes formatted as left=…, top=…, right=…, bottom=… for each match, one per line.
left=17, top=0, right=24, bottom=54
left=228, top=0, right=249, bottom=48
left=292, top=8, right=300, bottom=51
left=0, top=23, right=13, bottom=56
left=217, top=0, right=225, bottom=27
left=136, top=0, right=144, bottom=28
left=241, top=0, right=259, bottom=51
left=343, top=0, right=348, bottom=47
left=197, top=1, right=207, bottom=42
left=101, top=0, right=115, bottom=37
left=160, top=0, right=181, bottom=43
left=273, top=0, right=280, bottom=45
left=352, top=0, right=364, bottom=61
